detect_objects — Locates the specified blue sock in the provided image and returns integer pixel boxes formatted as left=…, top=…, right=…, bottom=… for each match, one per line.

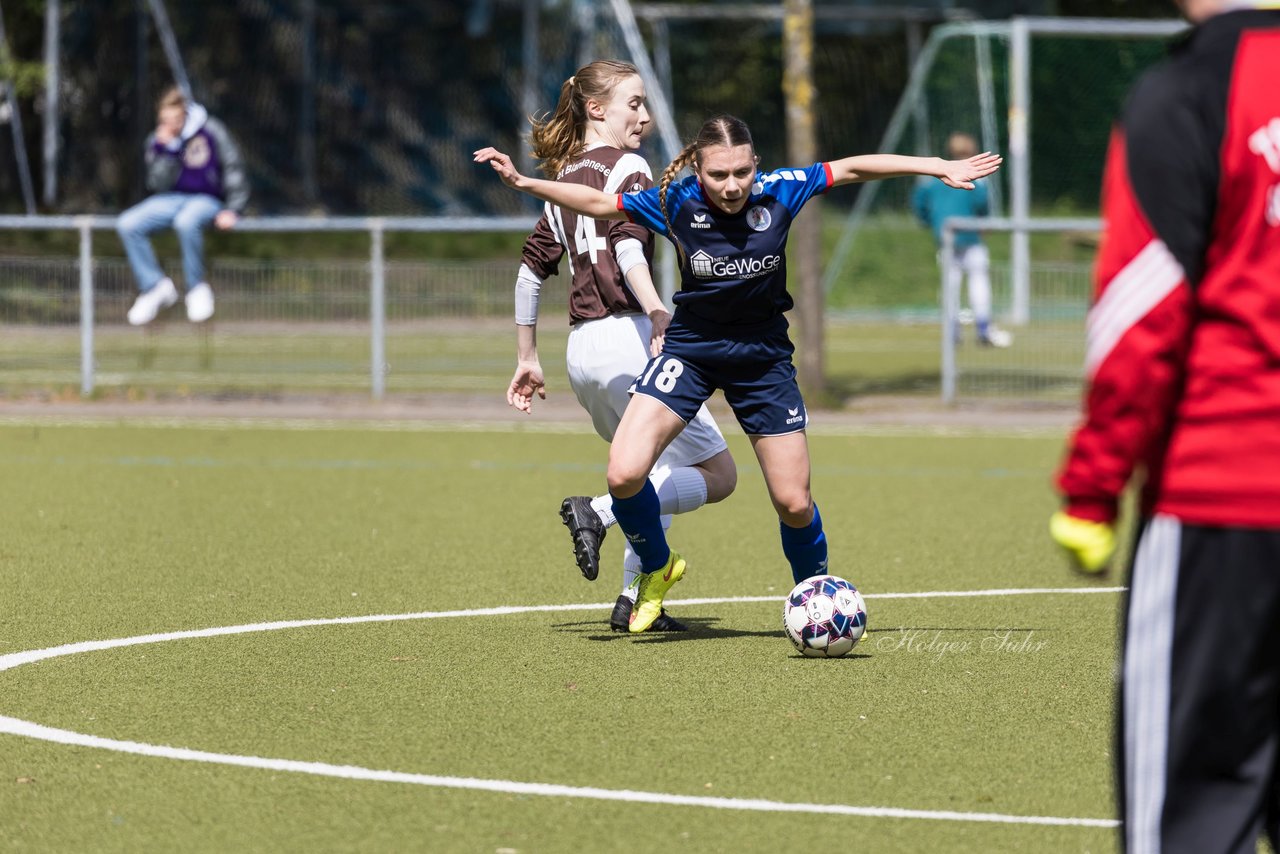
left=976, top=319, right=991, bottom=340
left=780, top=503, right=829, bottom=584
left=610, top=480, right=670, bottom=573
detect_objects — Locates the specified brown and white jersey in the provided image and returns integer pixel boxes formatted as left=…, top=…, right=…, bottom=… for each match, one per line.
left=520, top=146, right=655, bottom=324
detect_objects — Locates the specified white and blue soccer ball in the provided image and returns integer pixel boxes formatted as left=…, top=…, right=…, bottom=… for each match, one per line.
left=783, top=574, right=868, bottom=658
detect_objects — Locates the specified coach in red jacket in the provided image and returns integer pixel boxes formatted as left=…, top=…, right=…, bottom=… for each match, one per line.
left=1051, top=1, right=1280, bottom=850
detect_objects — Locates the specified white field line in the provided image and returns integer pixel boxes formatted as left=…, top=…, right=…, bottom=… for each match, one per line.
left=0, top=589, right=1127, bottom=673
left=0, top=588, right=1124, bottom=829
left=0, top=714, right=1115, bottom=829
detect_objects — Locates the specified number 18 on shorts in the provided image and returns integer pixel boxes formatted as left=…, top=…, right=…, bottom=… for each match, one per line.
left=629, top=349, right=810, bottom=437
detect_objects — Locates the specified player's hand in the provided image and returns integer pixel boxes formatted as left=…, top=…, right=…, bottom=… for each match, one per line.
left=507, top=360, right=546, bottom=414
left=214, top=210, right=238, bottom=230
left=940, top=152, right=1003, bottom=190
left=473, top=147, right=525, bottom=189
left=648, top=308, right=670, bottom=357
left=1049, top=510, right=1116, bottom=575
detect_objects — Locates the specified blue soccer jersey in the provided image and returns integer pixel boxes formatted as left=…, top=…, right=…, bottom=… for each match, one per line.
left=619, top=162, right=833, bottom=328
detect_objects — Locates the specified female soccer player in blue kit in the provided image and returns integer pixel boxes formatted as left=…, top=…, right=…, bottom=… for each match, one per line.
left=509, top=60, right=737, bottom=633
left=476, top=115, right=1001, bottom=632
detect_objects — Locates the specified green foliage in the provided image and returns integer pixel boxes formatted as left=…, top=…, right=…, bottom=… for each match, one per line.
left=1030, top=38, right=1169, bottom=209
left=1057, top=0, right=1174, bottom=16
left=821, top=215, right=1099, bottom=311
left=1, top=1, right=1180, bottom=220
left=0, top=57, right=44, bottom=98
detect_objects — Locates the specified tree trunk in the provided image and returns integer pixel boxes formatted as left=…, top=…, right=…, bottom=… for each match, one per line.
left=782, top=0, right=825, bottom=400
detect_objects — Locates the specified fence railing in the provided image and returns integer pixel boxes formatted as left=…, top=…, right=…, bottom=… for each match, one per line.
left=2, top=214, right=1102, bottom=405
left=0, top=215, right=532, bottom=399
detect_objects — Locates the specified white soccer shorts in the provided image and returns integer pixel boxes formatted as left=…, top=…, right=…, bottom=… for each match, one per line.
left=565, top=312, right=727, bottom=467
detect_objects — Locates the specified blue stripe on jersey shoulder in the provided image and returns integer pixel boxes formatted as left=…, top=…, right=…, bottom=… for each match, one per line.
left=621, top=163, right=828, bottom=234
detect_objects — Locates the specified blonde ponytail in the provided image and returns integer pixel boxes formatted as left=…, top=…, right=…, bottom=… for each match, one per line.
left=528, top=60, right=639, bottom=178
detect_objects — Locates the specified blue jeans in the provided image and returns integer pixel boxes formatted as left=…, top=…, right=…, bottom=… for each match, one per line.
left=117, top=193, right=222, bottom=291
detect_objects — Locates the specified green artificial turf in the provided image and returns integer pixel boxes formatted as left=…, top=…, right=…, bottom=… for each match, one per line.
left=0, top=423, right=1122, bottom=853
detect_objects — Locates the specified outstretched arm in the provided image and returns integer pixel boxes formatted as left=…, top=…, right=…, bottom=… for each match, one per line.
left=829, top=152, right=1002, bottom=190
left=473, top=147, right=628, bottom=220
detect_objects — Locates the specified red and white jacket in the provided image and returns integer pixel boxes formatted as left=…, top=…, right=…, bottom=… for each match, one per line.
left=1057, top=9, right=1280, bottom=528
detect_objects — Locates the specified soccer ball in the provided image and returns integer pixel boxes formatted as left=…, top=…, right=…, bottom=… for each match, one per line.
left=782, top=575, right=868, bottom=658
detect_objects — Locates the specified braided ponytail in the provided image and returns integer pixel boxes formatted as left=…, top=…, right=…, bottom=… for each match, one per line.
left=657, top=115, right=755, bottom=267
left=658, top=143, right=699, bottom=266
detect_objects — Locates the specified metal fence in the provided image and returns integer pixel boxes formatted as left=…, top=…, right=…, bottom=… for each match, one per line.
left=0, top=215, right=540, bottom=398
left=1, top=214, right=1099, bottom=404
left=941, top=216, right=1098, bottom=403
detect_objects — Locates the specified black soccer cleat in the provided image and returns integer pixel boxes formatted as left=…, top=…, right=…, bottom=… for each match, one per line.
left=560, top=496, right=606, bottom=581
left=609, top=594, right=632, bottom=632
left=609, top=594, right=688, bottom=633
left=649, top=610, right=689, bottom=632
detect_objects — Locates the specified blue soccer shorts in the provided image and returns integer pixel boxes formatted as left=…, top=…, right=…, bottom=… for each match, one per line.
left=629, top=318, right=808, bottom=437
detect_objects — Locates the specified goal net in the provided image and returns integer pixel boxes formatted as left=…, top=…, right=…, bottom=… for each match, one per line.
left=817, top=18, right=1183, bottom=403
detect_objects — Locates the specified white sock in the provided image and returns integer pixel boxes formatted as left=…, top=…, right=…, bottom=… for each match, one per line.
left=590, top=495, right=616, bottom=529
left=650, top=465, right=709, bottom=515
left=591, top=465, right=707, bottom=527
left=621, top=544, right=642, bottom=602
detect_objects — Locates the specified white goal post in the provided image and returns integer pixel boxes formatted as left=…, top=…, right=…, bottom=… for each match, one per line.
left=824, top=16, right=1187, bottom=318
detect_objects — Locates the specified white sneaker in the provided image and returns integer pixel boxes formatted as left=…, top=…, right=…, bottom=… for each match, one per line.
left=185, top=283, right=215, bottom=323
left=127, top=278, right=179, bottom=326
left=980, top=327, right=1014, bottom=348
